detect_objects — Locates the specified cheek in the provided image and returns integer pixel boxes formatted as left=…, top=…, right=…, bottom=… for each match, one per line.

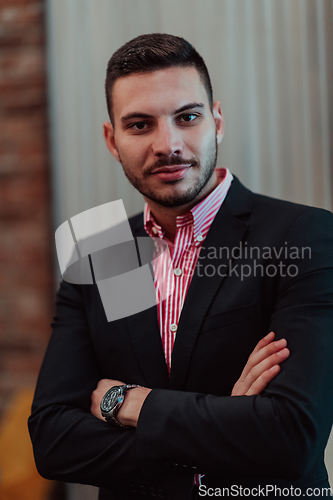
left=118, top=137, right=150, bottom=166
left=191, top=129, right=215, bottom=157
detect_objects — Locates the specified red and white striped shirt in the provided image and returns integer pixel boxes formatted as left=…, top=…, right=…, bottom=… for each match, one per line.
left=144, top=168, right=233, bottom=373
left=144, top=168, right=233, bottom=486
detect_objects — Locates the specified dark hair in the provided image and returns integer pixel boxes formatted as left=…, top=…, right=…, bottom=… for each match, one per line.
left=105, top=33, right=213, bottom=124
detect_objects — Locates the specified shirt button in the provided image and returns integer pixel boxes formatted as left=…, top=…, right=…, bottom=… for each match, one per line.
left=173, top=268, right=182, bottom=276
left=170, top=324, right=177, bottom=332
left=152, top=227, right=158, bottom=235
left=196, top=234, right=204, bottom=242
left=139, top=485, right=147, bottom=495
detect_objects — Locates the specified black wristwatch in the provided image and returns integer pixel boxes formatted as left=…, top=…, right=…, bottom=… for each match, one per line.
left=100, top=384, right=140, bottom=428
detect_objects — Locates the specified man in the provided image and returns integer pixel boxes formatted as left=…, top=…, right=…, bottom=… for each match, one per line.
left=29, top=34, right=333, bottom=499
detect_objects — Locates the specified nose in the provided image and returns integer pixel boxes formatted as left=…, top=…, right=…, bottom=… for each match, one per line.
left=151, top=120, right=184, bottom=157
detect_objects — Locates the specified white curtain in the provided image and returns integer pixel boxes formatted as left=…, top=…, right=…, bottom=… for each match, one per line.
left=46, top=0, right=333, bottom=492
left=46, top=0, right=332, bottom=225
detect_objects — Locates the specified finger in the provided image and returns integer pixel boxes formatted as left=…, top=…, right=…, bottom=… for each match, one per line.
left=237, top=333, right=276, bottom=382
left=240, top=338, right=287, bottom=381
left=244, top=347, right=290, bottom=391
left=246, top=364, right=281, bottom=396
left=249, top=338, right=287, bottom=368
left=251, top=331, right=275, bottom=356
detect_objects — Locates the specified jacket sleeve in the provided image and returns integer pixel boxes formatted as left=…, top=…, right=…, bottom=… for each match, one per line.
left=135, top=207, right=333, bottom=481
left=28, top=281, right=195, bottom=499
left=28, top=281, right=139, bottom=488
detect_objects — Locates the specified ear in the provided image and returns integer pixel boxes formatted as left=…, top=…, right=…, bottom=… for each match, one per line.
left=103, top=121, right=120, bottom=162
left=212, top=101, right=224, bottom=144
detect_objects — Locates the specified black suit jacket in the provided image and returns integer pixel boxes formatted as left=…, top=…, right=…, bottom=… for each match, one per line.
left=29, top=178, right=333, bottom=499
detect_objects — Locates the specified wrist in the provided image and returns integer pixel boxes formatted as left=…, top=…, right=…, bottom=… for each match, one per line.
left=117, top=387, right=152, bottom=428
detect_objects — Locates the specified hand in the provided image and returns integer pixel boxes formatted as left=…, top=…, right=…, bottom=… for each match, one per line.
left=231, top=331, right=290, bottom=396
left=90, top=378, right=151, bottom=428
left=117, top=386, right=152, bottom=427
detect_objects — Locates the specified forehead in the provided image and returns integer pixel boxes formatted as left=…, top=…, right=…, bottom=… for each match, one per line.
left=111, top=66, right=209, bottom=119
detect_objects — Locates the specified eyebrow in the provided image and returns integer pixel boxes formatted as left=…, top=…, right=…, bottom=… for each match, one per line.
left=120, top=102, right=205, bottom=122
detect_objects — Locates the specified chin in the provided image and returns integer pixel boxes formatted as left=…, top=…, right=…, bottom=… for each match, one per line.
left=145, top=187, right=202, bottom=208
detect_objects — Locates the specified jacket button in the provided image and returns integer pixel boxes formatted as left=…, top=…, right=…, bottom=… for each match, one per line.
left=139, top=485, right=147, bottom=495
left=162, top=460, right=171, bottom=468
left=191, top=466, right=198, bottom=471
left=158, top=490, right=167, bottom=498
left=149, top=487, right=157, bottom=497
left=130, top=483, right=138, bottom=493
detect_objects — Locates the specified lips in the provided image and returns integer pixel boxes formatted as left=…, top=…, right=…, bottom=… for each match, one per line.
left=151, top=165, right=191, bottom=182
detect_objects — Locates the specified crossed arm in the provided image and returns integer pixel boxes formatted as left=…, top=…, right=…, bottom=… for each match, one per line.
left=90, top=331, right=290, bottom=427
left=29, top=207, right=333, bottom=496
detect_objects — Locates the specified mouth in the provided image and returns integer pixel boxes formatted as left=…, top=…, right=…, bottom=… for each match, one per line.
left=151, top=164, right=192, bottom=182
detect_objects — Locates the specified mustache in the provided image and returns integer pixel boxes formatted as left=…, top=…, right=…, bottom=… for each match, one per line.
left=145, top=157, right=198, bottom=174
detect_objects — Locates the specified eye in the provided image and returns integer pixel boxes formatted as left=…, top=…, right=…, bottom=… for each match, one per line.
left=128, top=121, right=148, bottom=130
left=177, top=113, right=199, bottom=124
left=183, top=114, right=196, bottom=121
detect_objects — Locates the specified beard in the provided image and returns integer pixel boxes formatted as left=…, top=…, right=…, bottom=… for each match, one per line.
left=118, top=135, right=218, bottom=208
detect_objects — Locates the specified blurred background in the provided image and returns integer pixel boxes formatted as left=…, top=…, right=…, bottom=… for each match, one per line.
left=0, top=0, right=332, bottom=499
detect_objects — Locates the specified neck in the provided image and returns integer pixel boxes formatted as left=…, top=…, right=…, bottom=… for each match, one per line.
left=145, top=171, right=218, bottom=243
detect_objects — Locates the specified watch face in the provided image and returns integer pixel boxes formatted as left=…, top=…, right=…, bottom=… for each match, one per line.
left=101, top=386, right=124, bottom=413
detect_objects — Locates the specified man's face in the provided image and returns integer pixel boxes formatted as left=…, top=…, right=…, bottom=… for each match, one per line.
left=104, top=66, right=224, bottom=208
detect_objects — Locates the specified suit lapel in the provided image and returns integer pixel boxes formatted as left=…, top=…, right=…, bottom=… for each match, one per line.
left=126, top=213, right=169, bottom=389
left=126, top=306, right=169, bottom=388
left=169, top=178, right=252, bottom=390
left=125, top=178, right=252, bottom=391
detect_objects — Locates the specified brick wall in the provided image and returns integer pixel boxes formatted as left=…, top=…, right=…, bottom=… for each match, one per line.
left=0, top=0, right=53, bottom=416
